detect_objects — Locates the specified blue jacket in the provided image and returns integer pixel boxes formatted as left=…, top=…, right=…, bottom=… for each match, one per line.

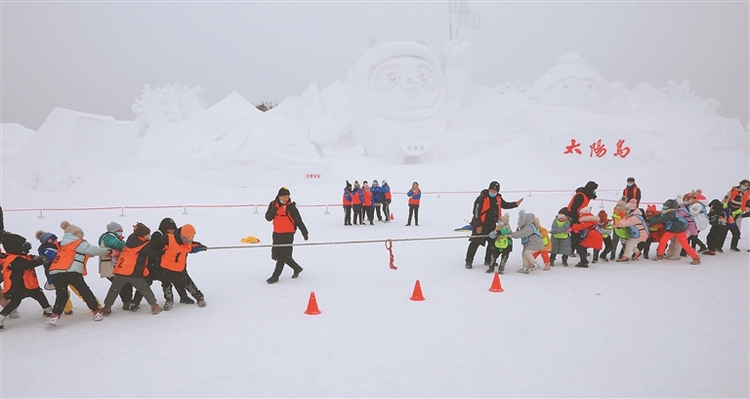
left=371, top=185, right=384, bottom=203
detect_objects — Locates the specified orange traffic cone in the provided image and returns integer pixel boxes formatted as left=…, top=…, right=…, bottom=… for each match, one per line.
left=304, top=291, right=321, bottom=315
left=489, top=272, right=504, bottom=293
left=390, top=213, right=395, bottom=221
left=410, top=280, right=425, bottom=301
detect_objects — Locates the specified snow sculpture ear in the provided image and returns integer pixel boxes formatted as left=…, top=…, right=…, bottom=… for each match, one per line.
left=360, top=36, right=379, bottom=53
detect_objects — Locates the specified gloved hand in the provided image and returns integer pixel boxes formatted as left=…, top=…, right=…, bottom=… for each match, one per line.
left=303, top=233, right=309, bottom=241
left=489, top=231, right=497, bottom=239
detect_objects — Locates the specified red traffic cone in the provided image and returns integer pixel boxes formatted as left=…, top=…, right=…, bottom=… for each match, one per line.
left=410, top=280, right=425, bottom=301
left=390, top=213, right=395, bottom=220
left=489, top=272, right=504, bottom=293
left=304, top=291, right=321, bottom=315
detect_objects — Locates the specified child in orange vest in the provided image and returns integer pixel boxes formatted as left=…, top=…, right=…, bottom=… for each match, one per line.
left=0, top=232, right=53, bottom=330
left=101, top=223, right=163, bottom=316
left=46, top=221, right=110, bottom=326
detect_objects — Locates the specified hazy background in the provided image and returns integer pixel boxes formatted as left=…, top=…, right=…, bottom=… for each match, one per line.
left=2, top=1, right=748, bottom=130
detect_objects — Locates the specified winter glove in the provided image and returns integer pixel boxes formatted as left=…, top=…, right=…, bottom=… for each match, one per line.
left=303, top=233, right=309, bottom=241
left=489, top=231, right=497, bottom=239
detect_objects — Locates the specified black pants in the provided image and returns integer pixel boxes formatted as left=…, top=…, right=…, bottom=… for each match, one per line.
left=0, top=288, right=50, bottom=316
left=707, top=224, right=729, bottom=251
left=271, top=232, right=302, bottom=278
left=598, top=236, right=614, bottom=260
left=374, top=203, right=383, bottom=221
left=106, top=276, right=132, bottom=304
left=160, top=269, right=204, bottom=303
left=724, top=223, right=741, bottom=249
left=50, top=273, right=100, bottom=314
left=407, top=205, right=419, bottom=225
left=466, top=236, right=493, bottom=265
left=343, top=206, right=352, bottom=225
left=576, top=243, right=591, bottom=265
left=383, top=202, right=391, bottom=221
left=352, top=205, right=362, bottom=225
left=364, top=207, right=375, bottom=224
left=570, top=232, right=581, bottom=256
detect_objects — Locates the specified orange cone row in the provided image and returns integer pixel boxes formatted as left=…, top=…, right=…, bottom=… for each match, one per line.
left=305, top=274, right=504, bottom=315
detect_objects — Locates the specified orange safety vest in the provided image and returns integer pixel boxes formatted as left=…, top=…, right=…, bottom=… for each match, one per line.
left=384, top=188, right=392, bottom=201
left=113, top=241, right=150, bottom=277
left=49, top=239, right=90, bottom=276
left=342, top=191, right=352, bottom=206
left=727, top=187, right=750, bottom=212
left=361, top=190, right=373, bottom=206
left=479, top=195, right=503, bottom=223
left=567, top=192, right=591, bottom=215
left=160, top=233, right=192, bottom=272
left=2, top=254, right=41, bottom=293
left=351, top=189, right=362, bottom=206
left=272, top=203, right=297, bottom=234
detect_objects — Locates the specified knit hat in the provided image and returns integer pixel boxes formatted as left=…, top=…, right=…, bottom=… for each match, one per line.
left=627, top=177, right=635, bottom=183
left=663, top=199, right=679, bottom=210
left=181, top=224, right=196, bottom=241
left=106, top=222, right=123, bottom=233
left=488, top=181, right=500, bottom=191
left=60, top=221, right=84, bottom=238
left=615, top=196, right=628, bottom=211
left=382, top=180, right=388, bottom=184
left=558, top=207, right=570, bottom=217
left=585, top=181, right=598, bottom=191
left=278, top=187, right=290, bottom=196
left=133, top=222, right=150, bottom=237
left=372, top=180, right=379, bottom=185
left=35, top=230, right=57, bottom=243
left=346, top=181, right=352, bottom=189
left=626, top=199, right=638, bottom=211
left=646, top=204, right=658, bottom=216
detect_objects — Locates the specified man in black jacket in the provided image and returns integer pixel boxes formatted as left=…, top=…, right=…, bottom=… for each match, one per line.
left=265, top=187, right=309, bottom=284
left=465, top=181, right=523, bottom=269
left=566, top=181, right=598, bottom=256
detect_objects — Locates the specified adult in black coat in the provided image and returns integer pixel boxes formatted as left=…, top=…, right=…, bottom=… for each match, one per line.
left=265, top=187, right=309, bottom=284
left=465, top=181, right=523, bottom=268
left=566, top=181, right=598, bottom=256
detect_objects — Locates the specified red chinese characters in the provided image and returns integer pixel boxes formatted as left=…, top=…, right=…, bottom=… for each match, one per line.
left=563, top=139, right=630, bottom=159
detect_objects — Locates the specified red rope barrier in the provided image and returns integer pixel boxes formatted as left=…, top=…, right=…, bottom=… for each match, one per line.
left=385, top=239, right=398, bottom=270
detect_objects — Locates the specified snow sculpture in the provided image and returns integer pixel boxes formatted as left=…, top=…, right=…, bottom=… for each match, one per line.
left=310, top=40, right=472, bottom=163
left=526, top=52, right=612, bottom=109
left=133, top=83, right=207, bottom=136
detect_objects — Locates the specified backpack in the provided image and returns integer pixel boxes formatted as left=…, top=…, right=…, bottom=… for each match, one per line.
left=580, top=223, right=603, bottom=240
left=626, top=214, right=648, bottom=239
left=539, top=226, right=550, bottom=247
left=689, top=202, right=709, bottom=231
left=664, top=213, right=688, bottom=232
left=521, top=224, right=542, bottom=245
left=675, top=206, right=697, bottom=236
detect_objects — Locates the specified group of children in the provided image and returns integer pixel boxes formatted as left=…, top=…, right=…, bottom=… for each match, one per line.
left=0, top=216, right=208, bottom=331
left=486, top=184, right=749, bottom=275
left=341, top=180, right=423, bottom=227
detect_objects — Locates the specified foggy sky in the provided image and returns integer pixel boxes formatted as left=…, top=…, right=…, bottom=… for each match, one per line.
left=2, top=1, right=748, bottom=130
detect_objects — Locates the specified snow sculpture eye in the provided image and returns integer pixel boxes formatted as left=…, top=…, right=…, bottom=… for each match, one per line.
left=562, top=85, right=568, bottom=89
left=373, top=65, right=402, bottom=93
left=587, top=84, right=593, bottom=89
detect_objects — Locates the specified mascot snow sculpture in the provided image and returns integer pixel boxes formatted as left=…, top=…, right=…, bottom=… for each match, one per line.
left=310, top=40, right=471, bottom=163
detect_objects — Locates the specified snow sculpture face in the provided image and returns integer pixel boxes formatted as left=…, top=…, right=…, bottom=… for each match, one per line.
left=548, top=77, right=601, bottom=98
left=369, top=56, right=440, bottom=111
left=348, top=42, right=448, bottom=160
left=527, top=52, right=610, bottom=109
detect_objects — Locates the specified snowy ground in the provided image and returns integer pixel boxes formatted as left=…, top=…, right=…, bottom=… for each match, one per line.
left=0, top=189, right=748, bottom=398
